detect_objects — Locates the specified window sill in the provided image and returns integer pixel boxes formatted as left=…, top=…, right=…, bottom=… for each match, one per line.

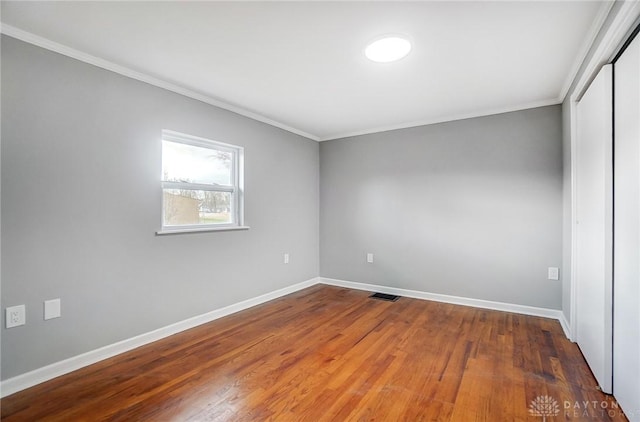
left=156, top=226, right=250, bottom=235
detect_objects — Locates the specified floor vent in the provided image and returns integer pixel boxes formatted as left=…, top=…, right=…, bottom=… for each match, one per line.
left=369, top=292, right=400, bottom=302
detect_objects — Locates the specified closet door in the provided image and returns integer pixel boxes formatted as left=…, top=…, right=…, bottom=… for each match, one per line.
left=575, top=64, right=613, bottom=394
left=613, top=34, right=640, bottom=419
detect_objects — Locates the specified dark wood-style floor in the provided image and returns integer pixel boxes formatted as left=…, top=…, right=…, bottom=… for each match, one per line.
left=1, top=285, right=627, bottom=421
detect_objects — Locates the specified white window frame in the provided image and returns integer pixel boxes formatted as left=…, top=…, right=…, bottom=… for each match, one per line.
left=157, top=130, right=247, bottom=235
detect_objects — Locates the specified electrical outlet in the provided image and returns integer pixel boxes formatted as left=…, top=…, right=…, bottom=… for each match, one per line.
left=284, top=253, right=290, bottom=264
left=6, top=305, right=26, bottom=328
left=548, top=267, right=559, bottom=281
left=367, top=253, right=374, bottom=263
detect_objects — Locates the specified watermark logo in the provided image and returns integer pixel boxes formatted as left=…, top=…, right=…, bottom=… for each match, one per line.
left=529, top=395, right=560, bottom=421
left=527, top=394, right=634, bottom=419
left=564, top=399, right=627, bottom=418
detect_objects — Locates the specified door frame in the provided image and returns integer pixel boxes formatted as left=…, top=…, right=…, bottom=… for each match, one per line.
left=568, top=2, right=640, bottom=342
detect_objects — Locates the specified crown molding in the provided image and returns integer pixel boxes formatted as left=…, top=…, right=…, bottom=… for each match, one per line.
left=569, top=0, right=640, bottom=102
left=320, top=97, right=561, bottom=141
left=558, top=0, right=615, bottom=103
left=4, top=4, right=622, bottom=145
left=0, top=24, right=321, bottom=142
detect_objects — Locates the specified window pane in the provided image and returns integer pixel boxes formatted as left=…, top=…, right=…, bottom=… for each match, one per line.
left=163, top=189, right=232, bottom=226
left=162, top=141, right=232, bottom=186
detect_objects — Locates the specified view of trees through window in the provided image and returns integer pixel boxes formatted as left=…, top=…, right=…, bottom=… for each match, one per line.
left=163, top=189, right=231, bottom=226
left=161, top=135, right=238, bottom=227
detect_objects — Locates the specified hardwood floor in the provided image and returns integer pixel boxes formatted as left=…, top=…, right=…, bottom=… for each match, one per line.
left=1, top=285, right=627, bottom=421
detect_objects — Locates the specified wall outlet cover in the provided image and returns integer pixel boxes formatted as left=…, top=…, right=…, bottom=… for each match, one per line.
left=44, top=299, right=61, bottom=320
left=6, top=305, right=26, bottom=328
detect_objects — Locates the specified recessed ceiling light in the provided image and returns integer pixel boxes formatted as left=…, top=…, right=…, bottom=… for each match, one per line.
left=365, top=36, right=412, bottom=63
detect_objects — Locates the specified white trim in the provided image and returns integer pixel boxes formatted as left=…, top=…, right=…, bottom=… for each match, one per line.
left=567, top=0, right=640, bottom=344
left=162, top=129, right=241, bottom=152
left=317, top=0, right=618, bottom=144
left=320, top=98, right=561, bottom=141
left=559, top=312, right=572, bottom=341
left=0, top=24, right=320, bottom=142
left=319, top=277, right=569, bottom=334
left=161, top=182, right=235, bottom=192
left=570, top=98, right=579, bottom=343
left=0, top=22, right=608, bottom=146
left=1, top=276, right=575, bottom=397
left=558, top=1, right=615, bottom=102
left=161, top=129, right=245, bottom=230
left=156, top=225, right=250, bottom=235
left=570, top=1, right=640, bottom=103
left=0, top=277, right=319, bottom=398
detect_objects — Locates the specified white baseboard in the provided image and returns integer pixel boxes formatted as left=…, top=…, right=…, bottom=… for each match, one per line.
left=0, top=277, right=319, bottom=398
left=558, top=312, right=573, bottom=341
left=1, top=275, right=570, bottom=398
left=319, top=277, right=569, bottom=336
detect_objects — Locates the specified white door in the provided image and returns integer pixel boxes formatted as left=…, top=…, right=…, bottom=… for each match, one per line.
left=613, top=34, right=640, bottom=419
left=575, top=64, right=613, bottom=394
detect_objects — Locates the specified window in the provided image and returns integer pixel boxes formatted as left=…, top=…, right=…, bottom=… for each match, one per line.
left=159, top=130, right=245, bottom=233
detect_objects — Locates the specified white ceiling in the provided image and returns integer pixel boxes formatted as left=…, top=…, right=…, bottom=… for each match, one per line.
left=1, top=1, right=609, bottom=141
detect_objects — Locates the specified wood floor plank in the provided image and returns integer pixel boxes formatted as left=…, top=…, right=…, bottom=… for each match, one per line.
left=1, top=285, right=628, bottom=421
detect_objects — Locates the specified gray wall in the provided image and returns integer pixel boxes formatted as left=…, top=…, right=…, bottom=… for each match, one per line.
left=1, top=34, right=565, bottom=382
left=1, top=36, right=319, bottom=379
left=320, top=106, right=563, bottom=309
